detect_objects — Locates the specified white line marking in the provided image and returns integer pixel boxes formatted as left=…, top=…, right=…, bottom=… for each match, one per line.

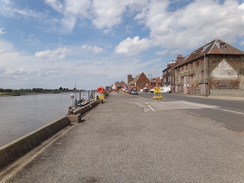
left=216, top=108, right=244, bottom=116
left=148, top=105, right=155, bottom=112
left=145, top=102, right=155, bottom=112
left=160, top=101, right=244, bottom=116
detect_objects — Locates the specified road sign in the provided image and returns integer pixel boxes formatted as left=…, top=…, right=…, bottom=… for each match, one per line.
left=154, top=87, right=161, bottom=93
left=153, top=87, right=163, bottom=99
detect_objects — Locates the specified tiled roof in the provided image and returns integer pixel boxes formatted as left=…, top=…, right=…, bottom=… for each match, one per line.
left=163, top=62, right=177, bottom=72
left=128, top=73, right=142, bottom=85
left=175, top=39, right=244, bottom=68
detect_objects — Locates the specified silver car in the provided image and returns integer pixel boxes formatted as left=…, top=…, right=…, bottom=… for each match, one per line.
left=131, top=89, right=138, bottom=95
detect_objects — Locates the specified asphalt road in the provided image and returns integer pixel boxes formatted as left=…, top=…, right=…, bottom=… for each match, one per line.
left=139, top=92, right=244, bottom=132
left=3, top=93, right=244, bottom=183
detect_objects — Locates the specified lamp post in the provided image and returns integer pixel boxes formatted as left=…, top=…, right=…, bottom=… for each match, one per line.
left=203, top=53, right=206, bottom=96
left=148, top=74, right=152, bottom=88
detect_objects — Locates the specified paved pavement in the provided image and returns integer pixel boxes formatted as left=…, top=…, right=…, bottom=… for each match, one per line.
left=3, top=93, right=244, bottom=183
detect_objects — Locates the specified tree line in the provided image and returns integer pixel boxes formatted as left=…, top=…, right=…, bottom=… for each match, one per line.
left=0, top=87, right=75, bottom=96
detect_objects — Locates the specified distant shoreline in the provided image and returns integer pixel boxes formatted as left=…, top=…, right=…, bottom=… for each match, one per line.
left=0, top=91, right=63, bottom=96
left=0, top=90, right=82, bottom=96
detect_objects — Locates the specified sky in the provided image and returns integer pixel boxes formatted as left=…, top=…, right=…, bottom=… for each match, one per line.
left=0, top=0, right=243, bottom=90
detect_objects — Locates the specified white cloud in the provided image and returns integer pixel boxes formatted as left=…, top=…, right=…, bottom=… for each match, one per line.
left=35, top=44, right=103, bottom=61
left=45, top=0, right=92, bottom=32
left=35, top=47, right=71, bottom=61
left=0, top=28, right=6, bottom=35
left=91, top=0, right=125, bottom=29
left=0, top=40, right=14, bottom=52
left=0, top=0, right=46, bottom=20
left=90, top=0, right=148, bottom=29
left=44, top=0, right=242, bottom=49
left=44, top=0, right=148, bottom=30
left=138, top=0, right=244, bottom=49
left=2, top=0, right=244, bottom=48
left=64, top=0, right=91, bottom=17
left=115, top=36, right=152, bottom=56
left=44, top=0, right=64, bottom=13
left=60, top=15, right=77, bottom=33
left=81, top=45, right=103, bottom=53
left=0, top=39, right=161, bottom=89
left=44, top=0, right=91, bottom=32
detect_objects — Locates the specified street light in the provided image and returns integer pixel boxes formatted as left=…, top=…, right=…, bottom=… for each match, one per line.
left=204, top=53, right=206, bottom=96
left=148, top=74, right=152, bottom=88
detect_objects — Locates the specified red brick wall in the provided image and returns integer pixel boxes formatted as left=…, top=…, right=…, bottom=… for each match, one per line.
left=135, top=73, right=151, bottom=90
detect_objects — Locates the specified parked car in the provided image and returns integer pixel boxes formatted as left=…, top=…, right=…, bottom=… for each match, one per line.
left=131, top=89, right=138, bottom=95
left=150, top=88, right=154, bottom=93
left=161, top=86, right=172, bottom=93
left=143, top=88, right=148, bottom=92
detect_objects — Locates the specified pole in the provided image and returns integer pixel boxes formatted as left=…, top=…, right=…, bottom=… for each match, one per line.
left=204, top=53, right=206, bottom=96
left=151, top=74, right=152, bottom=88
left=74, top=82, right=77, bottom=100
left=79, top=90, right=81, bottom=101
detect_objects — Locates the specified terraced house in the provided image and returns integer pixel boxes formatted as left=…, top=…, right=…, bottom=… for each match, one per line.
left=174, top=39, right=244, bottom=96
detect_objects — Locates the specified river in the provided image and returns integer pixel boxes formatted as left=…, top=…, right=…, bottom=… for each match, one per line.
left=0, top=92, right=89, bottom=147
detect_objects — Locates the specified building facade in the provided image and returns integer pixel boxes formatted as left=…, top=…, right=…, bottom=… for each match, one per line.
left=112, top=81, right=127, bottom=91
left=127, top=72, right=151, bottom=91
left=162, top=54, right=184, bottom=92
left=174, top=39, right=244, bottom=96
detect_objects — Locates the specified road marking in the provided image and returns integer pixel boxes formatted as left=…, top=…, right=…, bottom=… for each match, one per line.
left=145, top=102, right=155, bottom=112
left=160, top=101, right=244, bottom=116
left=216, top=108, right=244, bottom=116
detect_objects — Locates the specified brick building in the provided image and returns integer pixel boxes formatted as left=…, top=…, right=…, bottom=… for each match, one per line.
left=112, top=81, right=127, bottom=91
left=156, top=77, right=162, bottom=87
left=149, top=77, right=157, bottom=88
left=174, top=39, right=244, bottom=96
left=162, top=54, right=184, bottom=92
left=127, top=72, right=151, bottom=91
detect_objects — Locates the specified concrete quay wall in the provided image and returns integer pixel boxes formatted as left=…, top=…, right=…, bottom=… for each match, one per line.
left=0, top=100, right=98, bottom=171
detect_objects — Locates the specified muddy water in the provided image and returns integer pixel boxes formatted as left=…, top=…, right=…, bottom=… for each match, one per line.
left=0, top=92, right=88, bottom=147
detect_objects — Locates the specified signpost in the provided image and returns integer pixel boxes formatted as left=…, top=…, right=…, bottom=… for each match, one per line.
left=153, top=87, right=163, bottom=99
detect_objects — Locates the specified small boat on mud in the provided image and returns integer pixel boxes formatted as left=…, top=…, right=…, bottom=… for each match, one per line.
left=77, top=100, right=89, bottom=107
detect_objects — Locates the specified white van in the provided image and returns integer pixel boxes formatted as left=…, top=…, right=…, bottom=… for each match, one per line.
left=160, top=86, right=172, bottom=93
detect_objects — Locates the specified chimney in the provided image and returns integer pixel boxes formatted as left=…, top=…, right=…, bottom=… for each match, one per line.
left=127, top=75, right=133, bottom=83
left=176, top=54, right=183, bottom=63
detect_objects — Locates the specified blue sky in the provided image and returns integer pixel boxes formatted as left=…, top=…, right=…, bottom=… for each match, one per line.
left=0, top=0, right=243, bottom=89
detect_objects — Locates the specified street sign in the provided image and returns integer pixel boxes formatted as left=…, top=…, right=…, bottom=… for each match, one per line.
left=153, top=87, right=163, bottom=99
left=154, top=87, right=161, bottom=93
